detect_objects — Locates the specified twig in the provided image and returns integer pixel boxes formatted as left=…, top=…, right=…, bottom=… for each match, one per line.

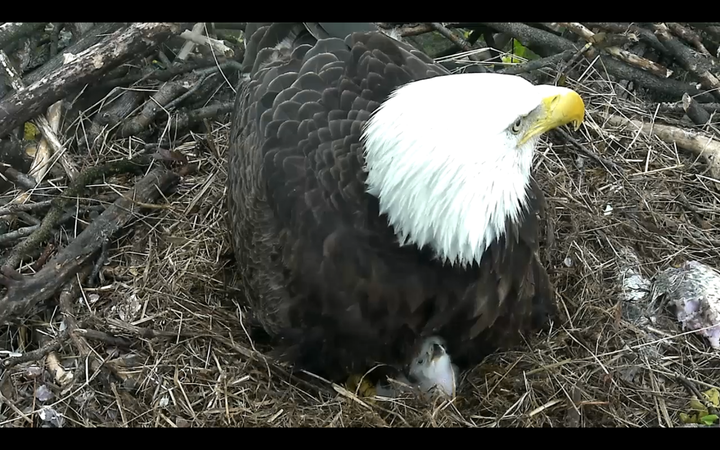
left=1, top=166, right=37, bottom=191
left=667, top=23, right=713, bottom=57
left=1, top=328, right=70, bottom=369
left=561, top=22, right=672, bottom=79
left=552, top=128, right=622, bottom=173
left=554, top=44, right=594, bottom=85
left=0, top=22, right=181, bottom=139
left=0, top=200, right=53, bottom=218
left=387, top=24, right=435, bottom=37
left=74, top=328, right=133, bottom=348
left=0, top=166, right=180, bottom=324
left=176, top=23, right=205, bottom=62
left=654, top=23, right=720, bottom=102
left=0, top=48, right=77, bottom=183
left=656, top=102, right=720, bottom=115
left=481, top=22, right=714, bottom=102
left=166, top=101, right=234, bottom=135
left=498, top=50, right=574, bottom=75
left=95, top=58, right=224, bottom=91
left=431, top=23, right=474, bottom=51
left=102, top=317, right=203, bottom=340
left=583, top=22, right=672, bottom=59
left=163, top=73, right=212, bottom=112
left=22, top=23, right=124, bottom=87
left=179, top=29, right=233, bottom=58
left=2, top=154, right=155, bottom=270
left=597, top=111, right=720, bottom=179
left=117, top=81, right=190, bottom=138
left=0, top=225, right=40, bottom=245
left=0, top=391, right=33, bottom=425
left=58, top=274, right=101, bottom=379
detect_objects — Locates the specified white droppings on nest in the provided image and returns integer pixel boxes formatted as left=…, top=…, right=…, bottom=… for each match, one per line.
left=111, top=293, right=143, bottom=322
left=616, top=247, right=652, bottom=303
left=653, top=260, right=720, bottom=350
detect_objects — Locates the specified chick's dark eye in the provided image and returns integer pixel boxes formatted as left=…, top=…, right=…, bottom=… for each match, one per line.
left=417, top=359, right=424, bottom=365
left=512, top=117, right=523, bottom=133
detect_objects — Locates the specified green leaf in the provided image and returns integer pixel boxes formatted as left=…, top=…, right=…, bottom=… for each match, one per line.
left=703, top=388, right=720, bottom=407
left=679, top=412, right=694, bottom=424
left=513, top=39, right=527, bottom=59
left=23, top=122, right=39, bottom=141
left=700, top=414, right=718, bottom=426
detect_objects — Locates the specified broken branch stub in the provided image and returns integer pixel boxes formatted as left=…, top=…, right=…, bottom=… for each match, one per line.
left=0, top=22, right=181, bottom=139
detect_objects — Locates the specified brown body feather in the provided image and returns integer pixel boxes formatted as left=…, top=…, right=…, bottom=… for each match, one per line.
left=227, top=23, right=556, bottom=381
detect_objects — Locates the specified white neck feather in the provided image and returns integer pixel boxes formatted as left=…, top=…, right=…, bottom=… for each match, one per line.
left=361, top=73, right=542, bottom=267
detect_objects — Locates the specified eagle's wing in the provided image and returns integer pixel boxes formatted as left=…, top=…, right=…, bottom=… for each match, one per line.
left=228, top=24, right=555, bottom=379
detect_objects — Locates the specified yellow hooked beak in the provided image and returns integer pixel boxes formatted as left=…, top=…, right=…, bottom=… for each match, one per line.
left=519, top=88, right=585, bottom=145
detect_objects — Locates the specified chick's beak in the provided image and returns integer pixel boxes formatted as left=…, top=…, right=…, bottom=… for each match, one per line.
left=519, top=88, right=585, bottom=145
left=431, top=343, right=445, bottom=361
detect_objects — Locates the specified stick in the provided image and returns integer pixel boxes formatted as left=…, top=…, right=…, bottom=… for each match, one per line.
left=561, top=22, right=673, bottom=79
left=497, top=50, right=574, bottom=75
left=0, top=167, right=180, bottom=324
left=176, top=22, right=205, bottom=62
left=0, top=200, right=53, bottom=218
left=117, top=80, right=190, bottom=138
left=22, top=23, right=123, bottom=87
left=179, top=29, right=233, bottom=58
left=1, top=328, right=69, bottom=369
left=0, top=22, right=181, bottom=139
left=480, top=22, right=714, bottom=103
left=597, top=111, right=720, bottom=179
left=166, top=101, right=234, bottom=135
left=3, top=155, right=156, bottom=269
left=667, top=22, right=713, bottom=57
left=0, top=50, right=78, bottom=183
left=0, top=22, right=48, bottom=48
left=583, top=22, right=672, bottom=59
left=654, top=23, right=720, bottom=102
left=682, top=92, right=712, bottom=125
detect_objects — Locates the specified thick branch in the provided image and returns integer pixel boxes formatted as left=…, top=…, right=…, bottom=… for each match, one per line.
left=22, top=23, right=123, bottom=87
left=654, top=23, right=720, bottom=102
left=481, top=22, right=715, bottom=102
left=561, top=22, right=673, bottom=79
left=0, top=167, right=180, bottom=324
left=0, top=23, right=48, bottom=49
left=3, top=155, right=155, bottom=269
left=0, top=22, right=181, bottom=139
left=682, top=92, right=712, bottom=125
left=667, top=23, right=713, bottom=57
left=583, top=22, right=672, bottom=59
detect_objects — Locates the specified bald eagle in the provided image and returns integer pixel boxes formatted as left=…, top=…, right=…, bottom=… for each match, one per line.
left=227, top=23, right=585, bottom=398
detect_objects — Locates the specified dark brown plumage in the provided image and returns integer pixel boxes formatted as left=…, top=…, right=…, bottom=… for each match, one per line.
left=226, top=23, right=556, bottom=383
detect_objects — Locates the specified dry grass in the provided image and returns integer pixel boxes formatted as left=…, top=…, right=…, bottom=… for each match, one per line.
left=1, top=52, right=720, bottom=428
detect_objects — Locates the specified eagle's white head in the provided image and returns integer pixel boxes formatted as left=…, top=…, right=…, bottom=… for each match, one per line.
left=361, top=73, right=585, bottom=267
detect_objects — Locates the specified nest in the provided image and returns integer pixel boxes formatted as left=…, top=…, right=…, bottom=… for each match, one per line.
left=1, top=22, right=720, bottom=428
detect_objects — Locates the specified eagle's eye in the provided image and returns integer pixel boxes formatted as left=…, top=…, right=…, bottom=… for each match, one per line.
left=511, top=117, right=523, bottom=134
